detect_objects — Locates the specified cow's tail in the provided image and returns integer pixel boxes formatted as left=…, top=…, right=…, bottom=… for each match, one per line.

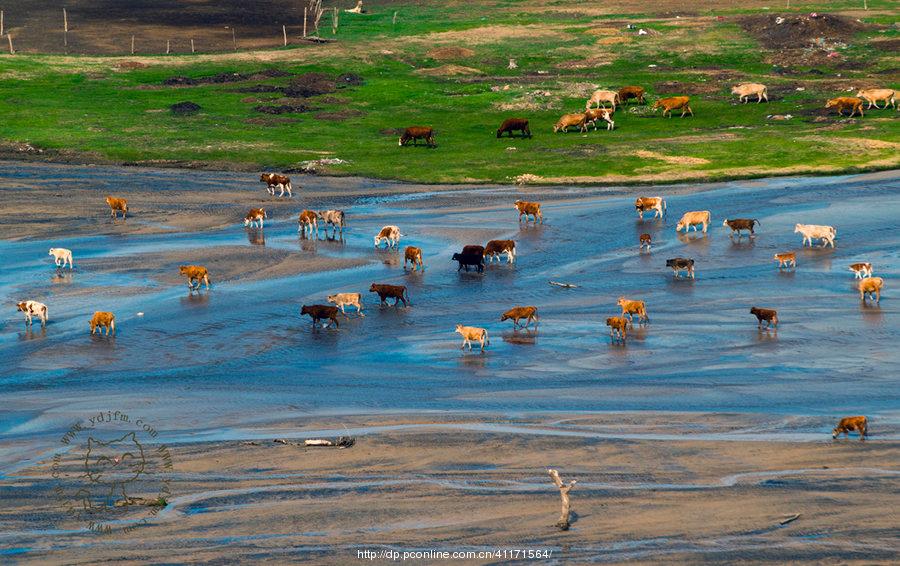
left=754, top=218, right=761, bottom=226
left=404, top=288, right=411, bottom=305
left=484, top=329, right=490, bottom=345
left=40, top=304, right=48, bottom=320
left=663, top=199, right=667, bottom=216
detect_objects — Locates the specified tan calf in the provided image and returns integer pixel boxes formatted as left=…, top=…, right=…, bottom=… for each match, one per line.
left=404, top=246, right=424, bottom=271
left=514, top=200, right=542, bottom=223
left=858, top=277, right=884, bottom=303
left=855, top=89, right=894, bottom=110
left=553, top=113, right=586, bottom=133
left=48, top=247, right=74, bottom=269
left=179, top=265, right=211, bottom=290
left=106, top=196, right=128, bottom=219
left=89, top=311, right=116, bottom=335
left=327, top=292, right=364, bottom=316
left=731, top=83, right=768, bottom=103
left=825, top=97, right=864, bottom=117
left=500, top=306, right=538, bottom=329
left=617, top=297, right=648, bottom=325
left=455, top=324, right=490, bottom=351
left=586, top=89, right=619, bottom=110
left=676, top=210, right=711, bottom=233
left=639, top=233, right=652, bottom=251
left=832, top=416, right=867, bottom=440
left=774, top=252, right=796, bottom=269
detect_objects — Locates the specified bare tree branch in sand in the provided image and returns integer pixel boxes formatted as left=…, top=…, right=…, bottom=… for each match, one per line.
left=307, top=0, right=325, bottom=37
left=548, top=469, right=576, bottom=530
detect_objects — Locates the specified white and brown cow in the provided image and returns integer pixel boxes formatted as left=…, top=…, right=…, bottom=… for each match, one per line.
left=374, top=225, right=401, bottom=248
left=484, top=240, right=516, bottom=264
left=794, top=223, right=836, bottom=248
left=16, top=300, right=48, bottom=327
left=260, top=173, right=293, bottom=197
left=298, top=210, right=319, bottom=237
left=634, top=196, right=666, bottom=220
left=318, top=210, right=346, bottom=236
left=244, top=208, right=267, bottom=228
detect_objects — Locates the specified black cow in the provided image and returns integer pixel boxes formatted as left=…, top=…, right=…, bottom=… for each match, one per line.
left=453, top=252, right=485, bottom=272
left=300, top=304, right=340, bottom=327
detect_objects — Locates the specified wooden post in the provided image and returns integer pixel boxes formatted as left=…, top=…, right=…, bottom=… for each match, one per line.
left=282, top=24, right=287, bottom=46
left=392, top=11, right=398, bottom=26
left=191, top=38, right=195, bottom=53
left=63, top=8, right=68, bottom=47
left=1, top=11, right=4, bottom=38
left=548, top=469, right=576, bottom=531
left=131, top=34, right=135, bottom=54
left=166, top=39, right=170, bottom=54
left=303, top=8, right=307, bottom=38
left=231, top=27, right=236, bottom=50
left=332, top=7, right=338, bottom=34
left=7, top=34, right=13, bottom=55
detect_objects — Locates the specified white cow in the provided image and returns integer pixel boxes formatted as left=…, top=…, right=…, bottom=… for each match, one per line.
left=676, top=211, right=711, bottom=233
left=48, top=247, right=74, bottom=269
left=17, top=300, right=48, bottom=327
left=795, top=223, right=836, bottom=248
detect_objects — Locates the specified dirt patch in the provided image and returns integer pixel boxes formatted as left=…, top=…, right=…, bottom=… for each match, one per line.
left=170, top=101, right=202, bottom=115
left=116, top=61, right=147, bottom=69
left=869, top=38, right=900, bottom=53
left=634, top=150, right=709, bottom=166
left=421, top=25, right=575, bottom=46
left=253, top=103, right=312, bottom=114
left=235, top=84, right=285, bottom=93
left=281, top=72, right=333, bottom=97
left=313, top=109, right=366, bottom=121
left=737, top=13, right=870, bottom=50
left=162, top=69, right=291, bottom=86
left=379, top=128, right=405, bottom=136
left=427, top=46, right=475, bottom=60
left=415, top=65, right=484, bottom=77
left=801, top=136, right=900, bottom=152
left=556, top=56, right=614, bottom=70
left=243, top=116, right=299, bottom=126
left=653, top=80, right=720, bottom=96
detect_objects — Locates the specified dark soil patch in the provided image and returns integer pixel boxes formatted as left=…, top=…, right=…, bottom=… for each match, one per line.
left=314, top=95, right=352, bottom=105
left=235, top=84, right=286, bottom=93
left=653, top=81, right=719, bottom=96
left=163, top=69, right=291, bottom=86
left=870, top=39, right=900, bottom=53
left=253, top=103, right=312, bottom=114
left=283, top=72, right=336, bottom=97
left=170, top=101, right=202, bottom=115
left=117, top=61, right=147, bottom=69
left=738, top=14, right=869, bottom=50
left=337, top=73, right=365, bottom=87
left=243, top=116, right=299, bottom=126
left=313, top=109, right=365, bottom=121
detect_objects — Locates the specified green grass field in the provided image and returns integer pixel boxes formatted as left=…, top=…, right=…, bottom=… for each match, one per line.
left=0, top=0, right=897, bottom=184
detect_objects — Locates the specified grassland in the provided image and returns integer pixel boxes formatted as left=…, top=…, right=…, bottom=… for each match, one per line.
left=0, top=0, right=897, bottom=184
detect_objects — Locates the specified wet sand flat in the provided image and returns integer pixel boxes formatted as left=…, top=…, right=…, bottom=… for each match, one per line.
left=0, top=163, right=898, bottom=563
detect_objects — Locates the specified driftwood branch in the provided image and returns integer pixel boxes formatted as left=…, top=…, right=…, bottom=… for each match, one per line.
left=780, top=513, right=801, bottom=525
left=548, top=469, right=576, bottom=530
left=246, top=436, right=355, bottom=447
left=549, top=280, right=578, bottom=288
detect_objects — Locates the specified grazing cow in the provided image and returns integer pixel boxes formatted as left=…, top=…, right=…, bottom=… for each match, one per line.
left=825, top=97, right=864, bottom=118
left=856, top=88, right=895, bottom=110
left=298, top=210, right=319, bottom=237
left=832, top=416, right=868, bottom=440
left=618, top=86, right=645, bottom=105
left=750, top=307, right=778, bottom=329
left=553, top=113, right=586, bottom=133
left=581, top=108, right=614, bottom=131
left=260, top=173, right=293, bottom=197
left=676, top=211, right=711, bottom=233
left=318, top=209, right=346, bottom=236
left=586, top=89, right=619, bottom=110
left=452, top=251, right=485, bottom=272
left=634, top=196, right=666, bottom=220
left=399, top=126, right=435, bottom=147
left=794, top=224, right=836, bottom=248
left=651, top=96, right=693, bottom=118
left=455, top=324, right=490, bottom=351
left=617, top=297, right=649, bottom=325
left=244, top=208, right=266, bottom=228
left=497, top=118, right=532, bottom=138
left=500, top=306, right=538, bottom=329
left=16, top=300, right=48, bottom=327
left=858, top=277, right=884, bottom=303
left=48, top=247, right=74, bottom=269
left=179, top=265, right=211, bottom=290
left=105, top=196, right=128, bottom=219
left=327, top=292, right=364, bottom=316
left=666, top=257, right=695, bottom=279
left=849, top=262, right=873, bottom=279
left=484, top=240, right=516, bottom=264
left=606, top=316, right=628, bottom=343
left=369, top=283, right=409, bottom=306
left=300, top=304, right=341, bottom=328
left=731, top=83, right=768, bottom=103
left=89, top=311, right=115, bottom=335
left=514, top=200, right=543, bottom=223
left=774, top=252, right=796, bottom=269
left=723, top=218, right=759, bottom=237
left=404, top=246, right=424, bottom=271
left=639, top=233, right=652, bottom=251
left=374, top=225, right=402, bottom=248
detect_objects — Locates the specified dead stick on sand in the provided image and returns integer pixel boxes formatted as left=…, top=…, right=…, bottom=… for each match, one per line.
left=780, top=513, right=801, bottom=525
left=7, top=34, right=13, bottom=55
left=283, top=24, right=287, bottom=46
left=549, top=280, right=578, bottom=288
left=548, top=469, right=576, bottom=530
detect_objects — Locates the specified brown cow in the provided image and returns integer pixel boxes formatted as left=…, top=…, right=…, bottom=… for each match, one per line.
left=300, top=304, right=340, bottom=328
left=832, top=416, right=868, bottom=440
left=514, top=200, right=542, bottom=223
left=849, top=262, right=873, bottom=279
left=652, top=96, right=693, bottom=118
left=553, top=113, right=586, bottom=133
left=244, top=208, right=267, bottom=228
left=369, top=283, right=409, bottom=306
left=858, top=277, right=884, bottom=303
left=606, top=316, right=628, bottom=343
left=635, top=196, right=666, bottom=220
left=404, top=246, right=424, bottom=271
left=639, top=233, right=652, bottom=251
left=179, top=265, right=211, bottom=290
left=723, top=218, right=759, bottom=237
left=455, top=324, right=490, bottom=352
left=260, top=173, right=293, bottom=197
left=774, top=252, right=796, bottom=269
left=501, top=306, right=538, bottom=329
left=825, top=97, right=864, bottom=118
left=298, top=210, right=319, bottom=238
left=399, top=126, right=435, bottom=147
left=750, top=307, right=778, bottom=329
left=106, top=196, right=128, bottom=219
left=89, top=311, right=116, bottom=335
left=484, top=240, right=516, bottom=264
left=618, top=86, right=645, bottom=105
left=617, top=297, right=649, bottom=325
left=497, top=118, right=532, bottom=138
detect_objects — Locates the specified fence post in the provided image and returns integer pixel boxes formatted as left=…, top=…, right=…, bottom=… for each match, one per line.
left=332, top=8, right=338, bottom=34
left=7, top=34, right=13, bottom=55
left=1, top=11, right=4, bottom=38
left=232, top=27, right=236, bottom=50
left=166, top=39, right=170, bottom=54
left=63, top=8, right=68, bottom=47
left=131, top=34, right=135, bottom=54
left=191, top=38, right=195, bottom=53
left=303, top=8, right=307, bottom=38
left=283, top=24, right=287, bottom=46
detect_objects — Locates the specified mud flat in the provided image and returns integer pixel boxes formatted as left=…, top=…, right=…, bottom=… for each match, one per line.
left=0, top=163, right=897, bottom=563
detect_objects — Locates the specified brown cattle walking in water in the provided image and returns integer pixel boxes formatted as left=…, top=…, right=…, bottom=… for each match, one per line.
left=369, top=283, right=409, bottom=306
left=639, top=233, right=652, bottom=251
left=455, top=324, right=490, bottom=352
left=404, top=246, right=424, bottom=271
left=260, top=173, right=293, bottom=197
left=858, top=277, right=884, bottom=303
left=300, top=304, right=341, bottom=328
left=606, top=316, right=628, bottom=343
left=106, top=196, right=128, bottom=219
left=298, top=210, right=319, bottom=238
left=666, top=258, right=695, bottom=279
left=723, top=218, right=759, bottom=237
left=617, top=297, right=649, bottom=325
left=179, top=265, right=211, bottom=290
left=750, top=307, right=778, bottom=329
left=484, top=240, right=516, bottom=264
left=514, top=200, right=542, bottom=223
left=832, top=416, right=868, bottom=440
left=500, top=306, right=538, bottom=329
left=399, top=126, right=435, bottom=147
left=89, top=311, right=116, bottom=335
left=774, top=252, right=796, bottom=269
left=496, top=118, right=532, bottom=138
